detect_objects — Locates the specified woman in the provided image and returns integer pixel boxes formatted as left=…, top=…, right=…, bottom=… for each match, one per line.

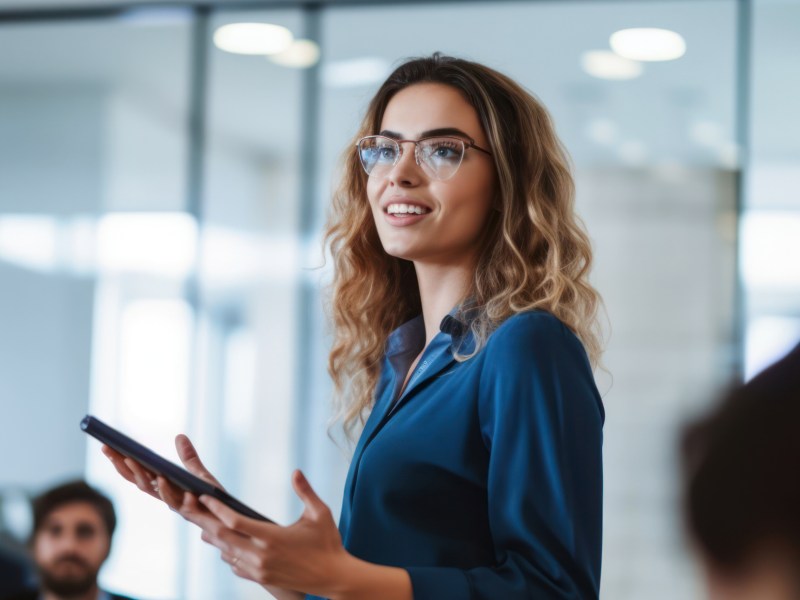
left=103, top=53, right=605, bottom=599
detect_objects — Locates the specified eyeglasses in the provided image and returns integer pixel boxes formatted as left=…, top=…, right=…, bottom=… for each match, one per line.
left=356, top=135, right=492, bottom=181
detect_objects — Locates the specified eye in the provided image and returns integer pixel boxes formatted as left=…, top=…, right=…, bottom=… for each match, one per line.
left=76, top=523, right=97, bottom=540
left=376, top=144, right=397, bottom=162
left=45, top=523, right=63, bottom=538
left=433, top=144, right=458, bottom=158
left=423, top=139, right=462, bottom=163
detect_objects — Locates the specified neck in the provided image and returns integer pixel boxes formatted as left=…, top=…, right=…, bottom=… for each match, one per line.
left=413, top=259, right=474, bottom=344
left=42, top=584, right=100, bottom=600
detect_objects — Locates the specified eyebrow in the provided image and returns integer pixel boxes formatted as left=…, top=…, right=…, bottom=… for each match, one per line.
left=379, top=127, right=475, bottom=141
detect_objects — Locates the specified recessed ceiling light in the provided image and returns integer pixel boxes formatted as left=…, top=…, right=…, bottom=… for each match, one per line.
left=610, top=28, right=686, bottom=62
left=581, top=50, right=643, bottom=80
left=269, top=39, right=320, bottom=68
left=213, top=23, right=293, bottom=55
left=323, top=57, right=391, bottom=88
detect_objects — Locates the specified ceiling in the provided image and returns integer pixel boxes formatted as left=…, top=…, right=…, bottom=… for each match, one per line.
left=0, top=0, right=797, bottom=172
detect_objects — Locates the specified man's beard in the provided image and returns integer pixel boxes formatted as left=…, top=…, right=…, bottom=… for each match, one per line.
left=37, top=555, right=100, bottom=597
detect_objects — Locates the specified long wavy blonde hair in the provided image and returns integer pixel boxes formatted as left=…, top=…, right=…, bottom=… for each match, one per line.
left=325, top=54, right=603, bottom=442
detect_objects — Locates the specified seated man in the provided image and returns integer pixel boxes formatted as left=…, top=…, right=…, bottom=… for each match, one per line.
left=1, top=480, right=134, bottom=600
left=681, top=343, right=800, bottom=600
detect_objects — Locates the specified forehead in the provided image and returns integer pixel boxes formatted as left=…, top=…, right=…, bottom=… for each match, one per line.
left=42, top=501, right=104, bottom=528
left=380, top=83, right=485, bottom=141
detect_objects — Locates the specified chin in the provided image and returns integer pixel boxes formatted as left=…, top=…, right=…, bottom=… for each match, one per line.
left=383, top=247, right=418, bottom=262
left=378, top=238, right=420, bottom=261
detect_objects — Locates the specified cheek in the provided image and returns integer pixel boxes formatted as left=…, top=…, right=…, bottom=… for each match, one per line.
left=33, top=538, right=52, bottom=560
left=366, top=178, right=382, bottom=209
left=86, top=539, right=110, bottom=563
left=438, top=181, right=494, bottom=233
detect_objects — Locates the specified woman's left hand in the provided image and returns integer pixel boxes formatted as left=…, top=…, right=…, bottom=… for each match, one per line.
left=197, top=469, right=353, bottom=597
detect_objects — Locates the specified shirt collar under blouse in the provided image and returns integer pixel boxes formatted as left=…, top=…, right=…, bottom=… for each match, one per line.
left=384, top=305, right=476, bottom=406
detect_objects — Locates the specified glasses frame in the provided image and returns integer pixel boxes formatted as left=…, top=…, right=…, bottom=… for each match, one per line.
left=355, top=134, right=493, bottom=181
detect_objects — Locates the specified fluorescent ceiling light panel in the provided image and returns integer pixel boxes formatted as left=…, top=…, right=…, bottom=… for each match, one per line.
left=581, top=50, right=643, bottom=80
left=323, top=57, right=391, bottom=88
left=741, top=211, right=800, bottom=287
left=269, top=39, right=321, bottom=68
left=213, top=22, right=294, bottom=55
left=610, top=28, right=686, bottom=62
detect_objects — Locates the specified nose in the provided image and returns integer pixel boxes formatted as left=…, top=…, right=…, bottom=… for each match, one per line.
left=387, top=141, right=423, bottom=186
left=60, top=531, right=82, bottom=551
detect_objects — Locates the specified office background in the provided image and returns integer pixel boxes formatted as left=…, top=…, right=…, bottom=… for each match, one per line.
left=0, top=0, right=798, bottom=598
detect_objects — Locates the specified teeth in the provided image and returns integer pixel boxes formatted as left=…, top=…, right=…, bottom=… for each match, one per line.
left=387, top=203, right=429, bottom=215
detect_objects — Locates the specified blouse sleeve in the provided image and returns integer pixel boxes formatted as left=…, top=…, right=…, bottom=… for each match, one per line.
left=406, top=312, right=605, bottom=599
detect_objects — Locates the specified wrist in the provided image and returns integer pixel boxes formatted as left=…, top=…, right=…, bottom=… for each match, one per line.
left=328, top=552, right=362, bottom=600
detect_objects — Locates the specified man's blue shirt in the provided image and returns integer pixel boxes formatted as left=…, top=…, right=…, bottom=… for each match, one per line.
left=309, top=310, right=604, bottom=599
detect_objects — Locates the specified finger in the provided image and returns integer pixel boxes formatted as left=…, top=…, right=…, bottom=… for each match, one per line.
left=198, top=495, right=274, bottom=539
left=177, top=492, right=213, bottom=525
left=123, top=456, right=155, bottom=483
left=101, top=446, right=137, bottom=484
left=125, top=458, right=164, bottom=501
left=176, top=492, right=229, bottom=535
left=200, top=526, right=264, bottom=559
left=292, top=470, right=330, bottom=521
left=175, top=435, right=223, bottom=488
left=155, top=476, right=184, bottom=510
left=219, top=550, right=260, bottom=583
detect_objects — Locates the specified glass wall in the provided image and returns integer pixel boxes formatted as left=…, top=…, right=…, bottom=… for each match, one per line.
left=0, top=8, right=193, bottom=597
left=742, top=0, right=800, bottom=377
left=190, top=7, right=311, bottom=597
left=0, top=1, right=796, bottom=599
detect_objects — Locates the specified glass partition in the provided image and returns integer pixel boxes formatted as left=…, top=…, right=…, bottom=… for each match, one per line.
left=0, top=7, right=193, bottom=597
left=191, top=7, right=310, bottom=597
left=743, top=0, right=800, bottom=378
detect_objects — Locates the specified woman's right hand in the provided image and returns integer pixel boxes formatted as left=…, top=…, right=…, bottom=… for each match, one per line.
left=101, top=434, right=223, bottom=512
left=101, top=435, right=305, bottom=600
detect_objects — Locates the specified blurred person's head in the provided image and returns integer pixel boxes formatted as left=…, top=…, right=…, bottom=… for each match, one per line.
left=29, top=480, right=116, bottom=598
left=681, top=344, right=800, bottom=600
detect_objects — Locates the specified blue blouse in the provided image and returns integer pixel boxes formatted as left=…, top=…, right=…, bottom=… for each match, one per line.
left=308, top=310, right=604, bottom=599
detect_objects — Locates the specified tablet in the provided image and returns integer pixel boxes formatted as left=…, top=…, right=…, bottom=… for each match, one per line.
left=80, top=415, right=274, bottom=523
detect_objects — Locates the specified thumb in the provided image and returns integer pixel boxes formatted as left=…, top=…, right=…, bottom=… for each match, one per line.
left=175, top=434, right=223, bottom=488
left=292, top=470, right=329, bottom=520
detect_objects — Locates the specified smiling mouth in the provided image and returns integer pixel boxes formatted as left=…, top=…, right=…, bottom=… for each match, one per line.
left=385, top=203, right=432, bottom=215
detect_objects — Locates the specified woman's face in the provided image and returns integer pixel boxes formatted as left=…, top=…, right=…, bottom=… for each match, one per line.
left=366, top=82, right=497, bottom=267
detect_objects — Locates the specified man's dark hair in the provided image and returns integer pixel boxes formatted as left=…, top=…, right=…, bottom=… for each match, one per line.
left=681, top=343, right=800, bottom=571
left=31, top=480, right=116, bottom=541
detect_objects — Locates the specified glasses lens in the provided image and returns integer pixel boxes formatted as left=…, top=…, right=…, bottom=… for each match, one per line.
left=358, top=136, right=399, bottom=175
left=417, top=137, right=465, bottom=180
